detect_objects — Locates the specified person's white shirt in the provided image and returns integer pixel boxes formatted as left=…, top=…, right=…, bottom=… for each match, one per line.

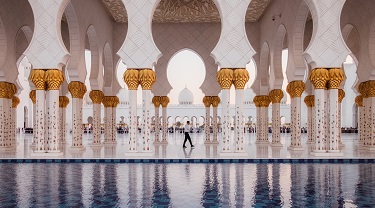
left=184, top=124, right=190, bottom=132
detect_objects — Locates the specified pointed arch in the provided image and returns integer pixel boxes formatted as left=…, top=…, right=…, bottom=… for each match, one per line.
left=103, top=42, right=114, bottom=94
left=271, top=24, right=287, bottom=89
left=259, top=42, right=270, bottom=89
left=86, top=25, right=102, bottom=90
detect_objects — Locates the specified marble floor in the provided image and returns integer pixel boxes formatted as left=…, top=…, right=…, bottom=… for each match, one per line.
left=0, top=132, right=373, bottom=159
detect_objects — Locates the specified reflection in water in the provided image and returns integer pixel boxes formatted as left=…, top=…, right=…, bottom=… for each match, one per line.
left=0, top=163, right=373, bottom=206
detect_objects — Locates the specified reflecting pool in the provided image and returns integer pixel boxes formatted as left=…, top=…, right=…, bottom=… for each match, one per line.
left=0, top=163, right=374, bottom=207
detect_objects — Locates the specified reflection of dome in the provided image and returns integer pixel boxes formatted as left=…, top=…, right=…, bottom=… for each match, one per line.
left=178, top=87, right=194, bottom=105
left=244, top=87, right=256, bottom=104
left=117, top=89, right=129, bottom=105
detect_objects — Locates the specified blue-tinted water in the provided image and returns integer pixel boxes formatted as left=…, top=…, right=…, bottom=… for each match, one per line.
left=0, top=163, right=374, bottom=207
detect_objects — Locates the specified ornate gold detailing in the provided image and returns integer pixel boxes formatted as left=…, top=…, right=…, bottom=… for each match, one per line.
left=152, top=96, right=161, bottom=108
left=123, top=69, right=139, bottom=90
left=45, top=69, right=64, bottom=90
left=216, top=68, right=234, bottom=89
left=338, top=89, right=345, bottom=103
left=12, top=96, right=20, bottom=108
left=328, top=68, right=344, bottom=89
left=268, top=89, right=284, bottom=103
left=68, top=81, right=87, bottom=99
left=59, top=96, right=70, bottom=108
left=233, top=68, right=249, bottom=90
left=304, top=95, right=315, bottom=107
left=29, top=69, right=46, bottom=90
left=366, top=80, right=375, bottom=97
left=89, top=90, right=104, bottom=104
left=355, top=95, right=363, bottom=107
left=0, top=82, right=9, bottom=98
left=102, top=96, right=119, bottom=107
left=139, top=69, right=156, bottom=90
left=253, top=95, right=271, bottom=107
left=160, top=96, right=170, bottom=108
left=309, top=68, right=329, bottom=89
left=100, top=0, right=270, bottom=23
left=211, top=96, right=220, bottom=107
left=8, top=83, right=17, bottom=99
left=358, top=82, right=368, bottom=98
left=29, top=90, right=36, bottom=104
left=202, top=96, right=212, bottom=107
left=286, top=80, right=305, bottom=98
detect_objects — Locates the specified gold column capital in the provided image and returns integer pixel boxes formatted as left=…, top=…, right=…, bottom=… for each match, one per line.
left=112, top=96, right=119, bottom=108
left=286, top=80, right=305, bottom=98
left=202, top=96, right=212, bottom=107
left=268, top=89, right=284, bottom=103
left=211, top=96, right=220, bottom=107
left=29, top=69, right=46, bottom=90
left=59, top=96, right=70, bottom=108
left=139, top=68, right=156, bottom=90
left=309, top=68, right=329, bottom=89
left=29, top=90, right=36, bottom=104
left=355, top=95, right=363, bottom=107
left=366, top=80, right=375, bottom=97
left=233, top=68, right=249, bottom=90
left=8, top=83, right=17, bottom=99
left=102, top=96, right=113, bottom=108
left=216, top=68, right=234, bottom=89
left=68, top=81, right=87, bottom=99
left=358, top=82, right=368, bottom=98
left=45, top=69, right=64, bottom=90
left=152, top=96, right=161, bottom=108
left=328, top=68, right=345, bottom=89
left=338, top=89, right=345, bottom=103
left=12, top=96, right=20, bottom=108
left=0, top=82, right=9, bottom=98
left=123, top=69, right=139, bottom=90
left=304, top=95, right=315, bottom=107
left=89, top=90, right=104, bottom=104
left=253, top=95, right=271, bottom=107
left=160, top=96, right=170, bottom=108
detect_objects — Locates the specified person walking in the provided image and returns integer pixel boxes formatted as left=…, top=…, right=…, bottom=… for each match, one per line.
left=183, top=121, right=194, bottom=148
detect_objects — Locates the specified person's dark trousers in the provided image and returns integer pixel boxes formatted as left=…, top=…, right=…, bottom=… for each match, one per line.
left=183, top=132, right=193, bottom=147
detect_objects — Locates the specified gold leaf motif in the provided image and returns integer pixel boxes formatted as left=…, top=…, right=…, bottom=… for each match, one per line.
left=328, top=68, right=344, bottom=89
left=29, top=69, right=46, bottom=90
left=216, top=68, right=234, bottom=89
left=139, top=69, right=156, bottom=90
left=160, top=96, right=170, bottom=108
left=233, top=68, right=249, bottom=90
left=12, top=96, right=20, bottom=108
left=89, top=90, right=104, bottom=104
left=59, top=96, right=70, bottom=108
left=309, top=68, right=329, bottom=89
left=355, top=95, right=363, bottom=107
left=152, top=96, right=161, bottom=108
left=268, top=89, right=283, bottom=103
left=68, top=81, right=87, bottom=99
left=123, top=69, right=139, bottom=90
left=45, top=69, right=64, bottom=90
left=29, top=90, right=36, bottom=104
left=338, top=89, right=345, bottom=103
left=211, top=96, right=220, bottom=107
left=202, top=96, right=212, bottom=107
left=286, top=80, right=305, bottom=98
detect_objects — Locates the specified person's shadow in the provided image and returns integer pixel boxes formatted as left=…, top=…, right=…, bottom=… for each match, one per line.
left=183, top=147, right=193, bottom=158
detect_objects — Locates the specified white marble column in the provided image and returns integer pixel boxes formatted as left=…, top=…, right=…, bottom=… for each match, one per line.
left=11, top=96, right=20, bottom=146
left=29, top=90, right=37, bottom=145
left=68, top=81, right=86, bottom=150
left=234, top=89, right=245, bottom=152
left=111, top=97, right=119, bottom=143
left=254, top=96, right=270, bottom=144
left=221, top=89, right=231, bottom=152
left=309, top=68, right=329, bottom=154
left=0, top=96, right=6, bottom=148
left=203, top=96, right=212, bottom=144
left=211, top=96, right=220, bottom=144
left=124, top=69, right=139, bottom=153
left=160, top=96, right=169, bottom=144
left=58, top=96, right=69, bottom=143
left=355, top=95, right=364, bottom=147
left=304, top=95, right=314, bottom=144
left=366, top=81, right=375, bottom=150
left=141, top=90, right=152, bottom=152
left=152, top=96, right=161, bottom=143
left=103, top=96, right=114, bottom=144
left=261, top=105, right=269, bottom=143
left=89, top=90, right=104, bottom=145
left=324, top=89, right=330, bottom=149
left=287, top=81, right=305, bottom=150
left=269, top=89, right=283, bottom=146
left=45, top=69, right=64, bottom=153
left=338, top=89, right=345, bottom=146
left=6, top=84, right=16, bottom=148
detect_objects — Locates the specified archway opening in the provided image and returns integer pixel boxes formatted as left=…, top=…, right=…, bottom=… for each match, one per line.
left=167, top=49, right=206, bottom=104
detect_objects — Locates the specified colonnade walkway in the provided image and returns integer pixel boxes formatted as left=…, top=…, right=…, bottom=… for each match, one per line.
left=0, top=132, right=372, bottom=159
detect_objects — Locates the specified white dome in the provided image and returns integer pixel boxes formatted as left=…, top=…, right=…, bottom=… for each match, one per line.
left=244, top=87, right=256, bottom=103
left=178, top=87, right=194, bottom=104
left=117, top=88, right=129, bottom=103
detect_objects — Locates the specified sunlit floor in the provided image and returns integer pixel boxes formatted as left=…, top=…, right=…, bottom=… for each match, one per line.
left=1, top=132, right=373, bottom=159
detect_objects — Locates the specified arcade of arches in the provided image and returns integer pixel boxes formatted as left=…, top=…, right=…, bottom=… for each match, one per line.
left=0, top=0, right=373, bottom=157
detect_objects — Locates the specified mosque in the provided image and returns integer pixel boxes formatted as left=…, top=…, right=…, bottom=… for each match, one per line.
left=0, top=0, right=369, bottom=157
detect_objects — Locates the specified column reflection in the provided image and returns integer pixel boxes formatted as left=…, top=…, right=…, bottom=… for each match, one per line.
left=90, top=163, right=103, bottom=206
left=152, top=164, right=171, bottom=206
left=355, top=164, right=375, bottom=206
left=235, top=164, right=244, bottom=207
left=201, top=164, right=220, bottom=207
left=252, top=164, right=271, bottom=206
left=271, top=164, right=282, bottom=206
left=103, top=164, right=119, bottom=206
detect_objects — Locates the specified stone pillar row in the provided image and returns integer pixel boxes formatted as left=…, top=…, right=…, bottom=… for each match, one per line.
left=269, top=89, right=284, bottom=146
left=29, top=69, right=64, bottom=154
left=355, top=95, right=364, bottom=146
left=89, top=90, right=104, bottom=145
left=0, top=82, right=17, bottom=150
left=304, top=95, right=315, bottom=144
left=357, top=80, right=375, bottom=150
left=124, top=68, right=156, bottom=154
left=29, top=90, right=37, bottom=145
left=253, top=96, right=271, bottom=144
left=102, top=96, right=119, bottom=144
left=58, top=96, right=69, bottom=143
left=202, top=96, right=221, bottom=144
left=309, top=68, right=344, bottom=155
left=217, top=68, right=249, bottom=154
